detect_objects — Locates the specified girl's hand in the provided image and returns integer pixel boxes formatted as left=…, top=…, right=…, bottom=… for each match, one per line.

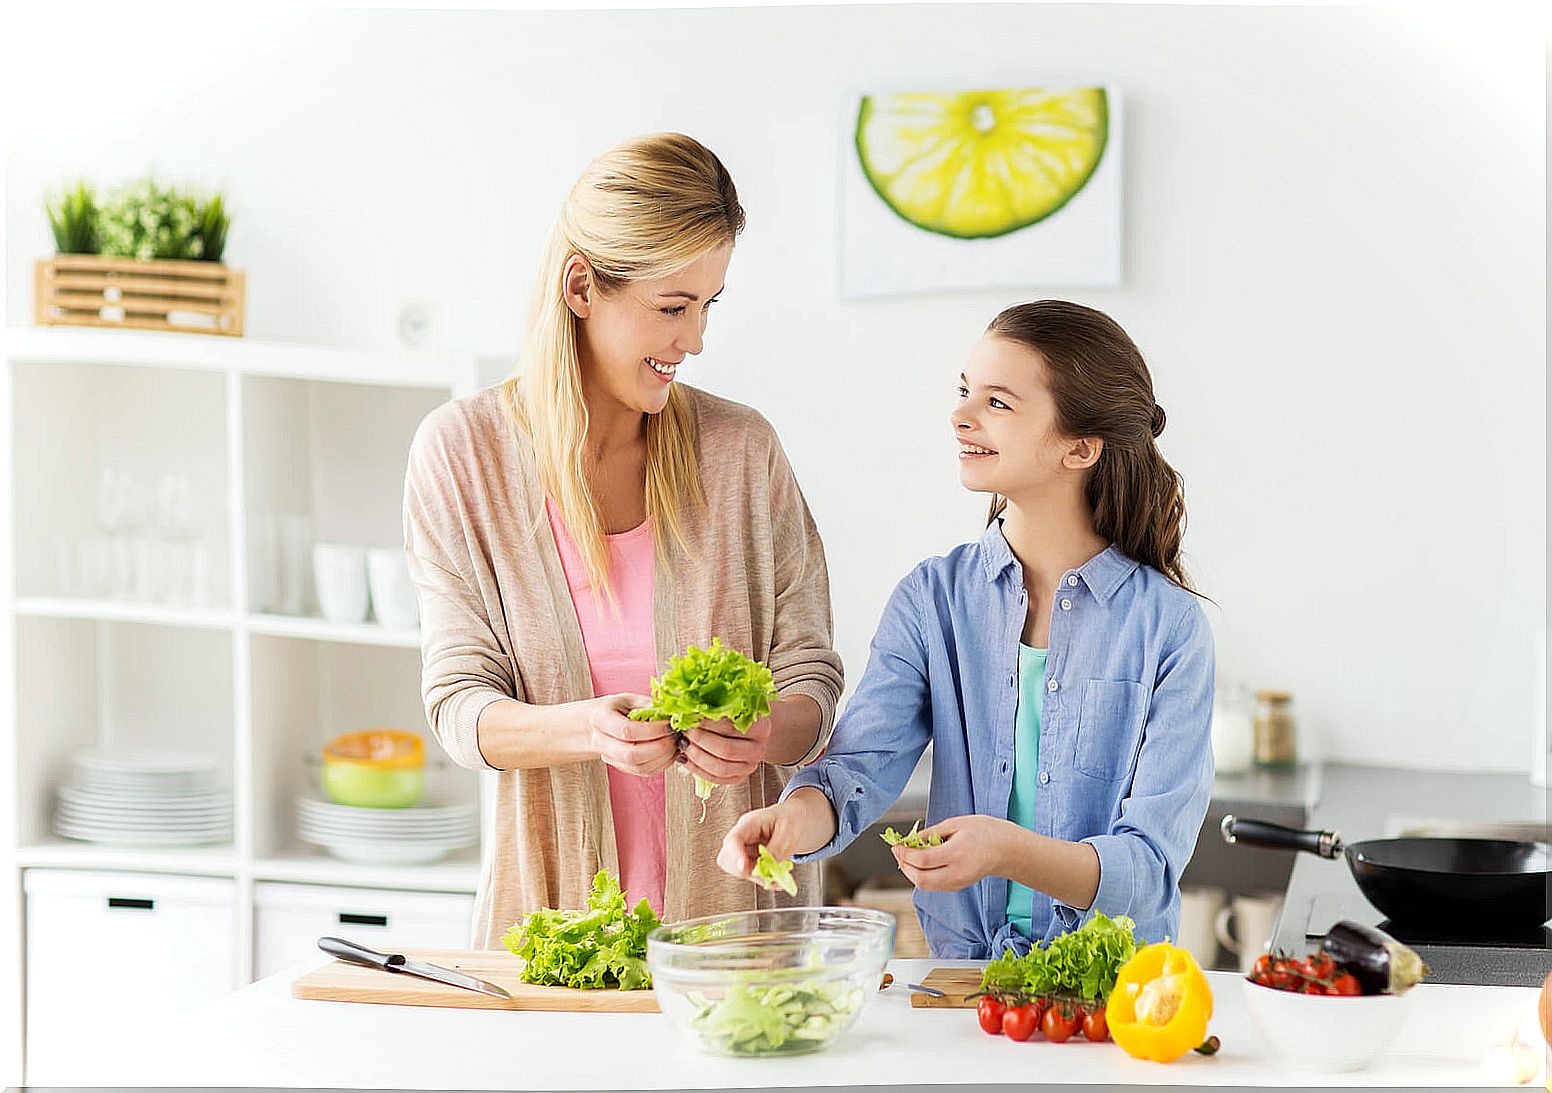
left=586, top=694, right=677, bottom=777
left=679, top=714, right=773, bottom=787
left=892, top=814, right=1021, bottom=892
left=717, top=788, right=838, bottom=880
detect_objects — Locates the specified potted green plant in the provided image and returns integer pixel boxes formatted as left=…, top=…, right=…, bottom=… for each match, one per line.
left=35, top=176, right=244, bottom=336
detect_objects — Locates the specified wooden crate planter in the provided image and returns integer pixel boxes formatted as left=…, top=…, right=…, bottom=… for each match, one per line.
left=34, top=254, right=245, bottom=337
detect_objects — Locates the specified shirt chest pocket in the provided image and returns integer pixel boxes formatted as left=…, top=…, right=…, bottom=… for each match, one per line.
left=1075, top=680, right=1149, bottom=781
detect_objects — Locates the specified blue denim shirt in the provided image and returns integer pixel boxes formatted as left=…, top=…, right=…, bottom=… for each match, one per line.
left=783, top=523, right=1215, bottom=958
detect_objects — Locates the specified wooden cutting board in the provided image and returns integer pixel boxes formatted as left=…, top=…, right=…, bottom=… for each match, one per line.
left=293, top=947, right=660, bottom=1012
left=909, top=967, right=984, bottom=1008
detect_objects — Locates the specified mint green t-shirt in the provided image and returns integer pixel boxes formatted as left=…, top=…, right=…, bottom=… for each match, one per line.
left=1006, top=643, right=1048, bottom=939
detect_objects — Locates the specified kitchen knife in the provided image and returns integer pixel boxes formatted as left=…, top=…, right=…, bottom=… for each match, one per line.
left=318, top=936, right=512, bottom=999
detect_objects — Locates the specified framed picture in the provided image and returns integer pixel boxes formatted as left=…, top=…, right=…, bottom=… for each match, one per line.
left=839, top=85, right=1123, bottom=299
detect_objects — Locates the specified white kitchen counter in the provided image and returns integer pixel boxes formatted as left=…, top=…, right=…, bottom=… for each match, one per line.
left=60, top=959, right=1543, bottom=1089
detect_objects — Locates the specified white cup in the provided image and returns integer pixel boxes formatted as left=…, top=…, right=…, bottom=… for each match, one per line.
left=312, top=543, right=368, bottom=624
left=366, top=547, right=419, bottom=629
left=1176, top=886, right=1228, bottom=969
left=1215, top=893, right=1284, bottom=974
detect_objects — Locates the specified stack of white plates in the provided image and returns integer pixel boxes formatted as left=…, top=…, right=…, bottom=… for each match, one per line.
left=296, top=798, right=477, bottom=865
left=54, top=749, right=232, bottom=847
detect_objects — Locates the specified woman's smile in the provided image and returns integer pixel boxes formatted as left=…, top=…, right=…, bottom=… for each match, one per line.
left=645, top=356, right=680, bottom=383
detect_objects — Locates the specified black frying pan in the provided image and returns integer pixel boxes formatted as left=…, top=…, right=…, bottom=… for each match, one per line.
left=1221, top=815, right=1552, bottom=932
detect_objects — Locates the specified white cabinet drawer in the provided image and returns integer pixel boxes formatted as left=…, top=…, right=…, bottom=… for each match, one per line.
left=24, top=869, right=237, bottom=1084
left=253, top=882, right=475, bottom=979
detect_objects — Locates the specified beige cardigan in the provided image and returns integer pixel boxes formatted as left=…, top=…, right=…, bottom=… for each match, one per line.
left=403, top=383, right=844, bottom=947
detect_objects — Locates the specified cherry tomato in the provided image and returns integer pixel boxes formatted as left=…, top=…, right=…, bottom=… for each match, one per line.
left=1003, top=1003, right=1040, bottom=1042
left=1081, top=1007, right=1109, bottom=1041
left=977, top=995, right=1007, bottom=1035
left=1251, top=954, right=1273, bottom=979
left=1329, top=972, right=1362, bottom=996
left=1042, top=1004, right=1080, bottom=1043
left=1307, top=954, right=1337, bottom=980
left=1028, top=996, right=1050, bottom=1026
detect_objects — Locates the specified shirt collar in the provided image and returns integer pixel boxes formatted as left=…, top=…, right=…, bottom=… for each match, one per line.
left=1077, top=544, right=1140, bottom=603
left=978, top=521, right=1019, bottom=583
left=978, top=521, right=1139, bottom=603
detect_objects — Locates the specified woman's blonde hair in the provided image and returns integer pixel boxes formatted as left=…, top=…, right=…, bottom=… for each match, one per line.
left=502, top=133, right=745, bottom=598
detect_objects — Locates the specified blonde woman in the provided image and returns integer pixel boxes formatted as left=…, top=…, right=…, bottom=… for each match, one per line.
left=404, top=133, right=843, bottom=946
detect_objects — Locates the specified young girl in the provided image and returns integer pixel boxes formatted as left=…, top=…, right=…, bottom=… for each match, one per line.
left=718, top=300, right=1214, bottom=956
left=405, top=134, right=842, bottom=947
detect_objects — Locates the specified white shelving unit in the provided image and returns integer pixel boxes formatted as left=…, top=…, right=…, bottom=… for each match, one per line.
left=2, top=326, right=485, bottom=1083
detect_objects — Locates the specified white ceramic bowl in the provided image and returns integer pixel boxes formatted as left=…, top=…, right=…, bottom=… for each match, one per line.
left=1240, top=976, right=1414, bottom=1071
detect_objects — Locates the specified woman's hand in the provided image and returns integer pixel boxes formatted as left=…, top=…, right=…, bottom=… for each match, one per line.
left=586, top=694, right=678, bottom=777
left=678, top=714, right=773, bottom=787
left=717, top=787, right=838, bottom=880
left=892, top=814, right=1023, bottom=892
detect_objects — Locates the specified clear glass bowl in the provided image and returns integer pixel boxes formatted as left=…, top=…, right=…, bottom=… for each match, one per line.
left=647, top=906, right=895, bottom=1057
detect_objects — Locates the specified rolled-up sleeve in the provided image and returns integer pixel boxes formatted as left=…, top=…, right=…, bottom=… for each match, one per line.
left=783, top=569, right=934, bottom=859
left=402, top=411, right=512, bottom=772
left=761, top=432, right=845, bottom=767
left=1071, top=600, right=1215, bottom=927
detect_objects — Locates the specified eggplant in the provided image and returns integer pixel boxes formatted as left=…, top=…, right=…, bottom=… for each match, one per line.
left=1318, top=920, right=1430, bottom=995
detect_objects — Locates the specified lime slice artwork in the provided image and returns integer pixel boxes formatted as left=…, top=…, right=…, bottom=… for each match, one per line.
left=855, top=88, right=1109, bottom=240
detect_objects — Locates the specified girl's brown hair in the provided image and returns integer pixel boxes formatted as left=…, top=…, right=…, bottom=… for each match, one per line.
left=985, top=300, right=1195, bottom=592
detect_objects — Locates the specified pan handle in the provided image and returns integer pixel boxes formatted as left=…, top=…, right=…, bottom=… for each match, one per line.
left=1221, top=815, right=1344, bottom=858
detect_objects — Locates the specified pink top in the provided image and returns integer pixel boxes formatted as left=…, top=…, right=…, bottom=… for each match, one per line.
left=544, top=495, right=666, bottom=916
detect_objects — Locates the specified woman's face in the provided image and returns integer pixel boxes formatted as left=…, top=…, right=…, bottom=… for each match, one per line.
left=950, top=334, right=1095, bottom=499
left=570, top=242, right=733, bottom=415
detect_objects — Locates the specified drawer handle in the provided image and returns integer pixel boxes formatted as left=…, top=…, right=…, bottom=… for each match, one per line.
left=338, top=912, right=388, bottom=927
left=107, top=897, right=155, bottom=911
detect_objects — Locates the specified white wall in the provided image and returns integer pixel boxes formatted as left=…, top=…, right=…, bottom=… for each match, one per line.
left=5, top=4, right=1545, bottom=772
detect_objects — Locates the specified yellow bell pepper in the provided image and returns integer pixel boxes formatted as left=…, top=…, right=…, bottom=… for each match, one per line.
left=1106, top=942, right=1214, bottom=1063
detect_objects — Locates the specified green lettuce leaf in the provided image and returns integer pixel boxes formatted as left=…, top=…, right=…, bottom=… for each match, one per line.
left=976, top=912, right=1140, bottom=1002
left=629, top=637, right=777, bottom=732
left=500, top=870, right=661, bottom=990
left=880, top=820, right=943, bottom=848
left=750, top=844, right=797, bottom=895
left=628, top=638, right=779, bottom=816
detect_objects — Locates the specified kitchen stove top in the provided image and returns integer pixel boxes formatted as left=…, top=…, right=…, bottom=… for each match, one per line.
left=1300, top=893, right=1551, bottom=986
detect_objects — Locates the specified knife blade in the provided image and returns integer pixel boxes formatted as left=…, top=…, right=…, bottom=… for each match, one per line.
left=318, top=936, right=512, bottom=999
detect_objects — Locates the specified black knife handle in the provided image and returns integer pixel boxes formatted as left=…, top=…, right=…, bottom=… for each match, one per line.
left=319, top=936, right=405, bottom=970
left=1221, top=815, right=1343, bottom=858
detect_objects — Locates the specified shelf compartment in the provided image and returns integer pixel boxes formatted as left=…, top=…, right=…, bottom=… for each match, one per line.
left=14, top=615, right=235, bottom=846
left=248, top=634, right=477, bottom=861
left=11, top=359, right=229, bottom=605
left=241, top=374, right=448, bottom=620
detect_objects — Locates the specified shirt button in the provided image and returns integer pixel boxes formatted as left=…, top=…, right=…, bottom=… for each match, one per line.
left=1066, top=574, right=1078, bottom=587
left=1038, top=771, right=1051, bottom=785
left=1047, top=679, right=1058, bottom=693
left=1060, top=598, right=1072, bottom=611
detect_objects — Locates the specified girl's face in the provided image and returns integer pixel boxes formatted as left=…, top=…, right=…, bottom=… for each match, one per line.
left=568, top=242, right=732, bottom=415
left=950, top=335, right=1098, bottom=499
